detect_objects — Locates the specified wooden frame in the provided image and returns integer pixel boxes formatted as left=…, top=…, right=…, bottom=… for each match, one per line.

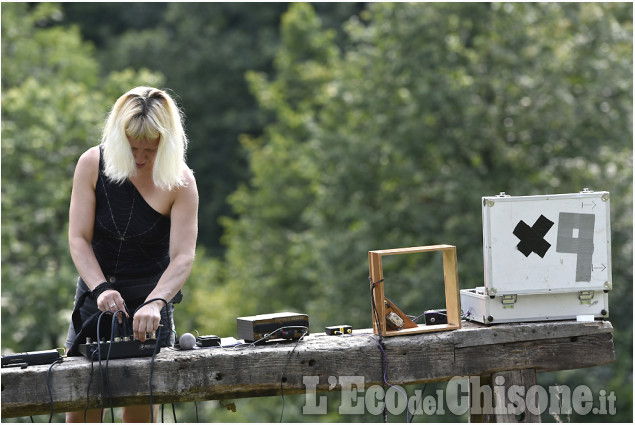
left=368, top=245, right=461, bottom=336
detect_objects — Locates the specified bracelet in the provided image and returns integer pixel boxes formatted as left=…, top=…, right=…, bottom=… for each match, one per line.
left=90, top=281, right=113, bottom=301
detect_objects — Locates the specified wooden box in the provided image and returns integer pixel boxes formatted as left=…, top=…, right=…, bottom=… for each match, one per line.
left=368, top=245, right=461, bottom=337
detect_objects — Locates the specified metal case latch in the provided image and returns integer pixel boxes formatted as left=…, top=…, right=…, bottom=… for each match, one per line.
left=578, top=290, right=594, bottom=304
left=501, top=294, right=517, bottom=308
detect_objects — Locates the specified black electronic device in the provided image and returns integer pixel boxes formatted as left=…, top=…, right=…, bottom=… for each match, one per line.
left=237, top=312, right=309, bottom=342
left=1, top=349, right=62, bottom=368
left=78, top=338, right=160, bottom=360
left=424, top=309, right=448, bottom=326
left=197, top=335, right=221, bottom=347
left=325, top=325, right=353, bottom=335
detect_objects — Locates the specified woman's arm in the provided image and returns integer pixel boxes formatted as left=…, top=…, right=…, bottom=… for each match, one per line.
left=68, top=147, right=127, bottom=315
left=133, top=169, right=199, bottom=341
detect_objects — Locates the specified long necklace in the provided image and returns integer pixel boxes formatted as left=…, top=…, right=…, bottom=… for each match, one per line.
left=99, top=174, right=136, bottom=274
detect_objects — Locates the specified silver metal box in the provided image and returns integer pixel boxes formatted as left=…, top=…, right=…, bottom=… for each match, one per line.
left=461, top=189, right=611, bottom=324
left=461, top=287, right=609, bottom=324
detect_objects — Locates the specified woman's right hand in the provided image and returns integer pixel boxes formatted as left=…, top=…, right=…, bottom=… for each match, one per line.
left=96, top=289, right=129, bottom=320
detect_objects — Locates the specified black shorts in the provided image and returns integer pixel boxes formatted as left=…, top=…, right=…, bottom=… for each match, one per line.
left=65, top=275, right=176, bottom=349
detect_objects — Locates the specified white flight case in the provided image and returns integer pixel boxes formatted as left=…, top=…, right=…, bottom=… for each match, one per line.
left=461, top=189, right=612, bottom=324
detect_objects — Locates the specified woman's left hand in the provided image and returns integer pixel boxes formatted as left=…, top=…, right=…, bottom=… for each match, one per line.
left=133, top=300, right=164, bottom=341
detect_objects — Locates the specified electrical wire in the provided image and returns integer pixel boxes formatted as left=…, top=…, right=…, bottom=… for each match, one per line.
left=84, top=350, right=99, bottom=421
left=368, top=276, right=388, bottom=422
left=83, top=308, right=309, bottom=423
left=368, top=275, right=451, bottom=422
left=278, top=327, right=309, bottom=422
left=214, top=325, right=310, bottom=422
left=369, top=277, right=384, bottom=336
left=96, top=310, right=113, bottom=422
left=81, top=298, right=168, bottom=423
left=409, top=383, right=427, bottom=423
left=199, top=325, right=310, bottom=422
left=369, top=335, right=411, bottom=423
left=215, top=325, right=311, bottom=421
left=149, top=326, right=163, bottom=423
left=148, top=323, right=164, bottom=423
left=219, top=325, right=309, bottom=351
left=408, top=312, right=427, bottom=323
left=104, top=310, right=127, bottom=422
left=46, top=357, right=64, bottom=422
left=130, top=297, right=170, bottom=423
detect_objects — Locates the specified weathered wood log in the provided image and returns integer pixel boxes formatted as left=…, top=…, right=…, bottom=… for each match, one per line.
left=0, top=320, right=614, bottom=418
left=467, top=370, right=540, bottom=423
left=491, top=369, right=540, bottom=423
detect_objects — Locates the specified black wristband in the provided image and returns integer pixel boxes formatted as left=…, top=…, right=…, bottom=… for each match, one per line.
left=90, top=281, right=113, bottom=301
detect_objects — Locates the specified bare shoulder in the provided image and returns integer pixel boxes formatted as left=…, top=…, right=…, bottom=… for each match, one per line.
left=170, top=169, right=198, bottom=222
left=74, top=146, right=100, bottom=187
left=76, top=146, right=100, bottom=172
left=179, top=168, right=198, bottom=196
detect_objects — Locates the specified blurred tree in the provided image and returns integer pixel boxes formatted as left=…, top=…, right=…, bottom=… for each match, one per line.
left=61, top=3, right=168, bottom=47
left=1, top=3, right=164, bottom=353
left=217, top=2, right=632, bottom=422
left=60, top=2, right=366, bottom=256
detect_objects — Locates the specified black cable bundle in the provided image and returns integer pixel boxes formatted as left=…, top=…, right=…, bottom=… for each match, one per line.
left=133, top=297, right=168, bottom=424
left=77, top=298, right=168, bottom=423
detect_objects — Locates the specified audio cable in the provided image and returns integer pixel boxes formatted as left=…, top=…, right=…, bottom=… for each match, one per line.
left=46, top=356, right=64, bottom=422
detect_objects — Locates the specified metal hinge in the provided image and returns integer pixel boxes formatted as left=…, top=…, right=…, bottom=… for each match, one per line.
left=578, top=290, right=594, bottom=304
left=484, top=192, right=511, bottom=207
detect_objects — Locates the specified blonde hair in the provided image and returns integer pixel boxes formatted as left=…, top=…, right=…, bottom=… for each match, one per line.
left=101, top=86, right=189, bottom=191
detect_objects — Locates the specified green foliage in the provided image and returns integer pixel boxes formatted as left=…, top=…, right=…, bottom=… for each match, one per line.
left=220, top=2, right=632, bottom=422
left=75, top=2, right=288, bottom=255
left=60, top=2, right=364, bottom=255
left=172, top=247, right=238, bottom=338
left=1, top=3, right=165, bottom=352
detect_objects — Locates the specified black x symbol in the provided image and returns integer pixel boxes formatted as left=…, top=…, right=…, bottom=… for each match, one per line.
left=513, top=215, right=554, bottom=258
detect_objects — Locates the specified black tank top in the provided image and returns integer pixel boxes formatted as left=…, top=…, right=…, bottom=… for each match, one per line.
left=92, top=147, right=171, bottom=279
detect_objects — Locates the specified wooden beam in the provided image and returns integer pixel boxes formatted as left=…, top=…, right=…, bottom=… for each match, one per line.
left=467, top=369, right=542, bottom=423
left=490, top=369, right=540, bottom=423
left=0, top=320, right=614, bottom=418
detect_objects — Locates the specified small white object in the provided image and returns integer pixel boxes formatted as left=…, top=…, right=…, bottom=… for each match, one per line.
left=179, top=333, right=197, bottom=350
left=576, top=315, right=595, bottom=323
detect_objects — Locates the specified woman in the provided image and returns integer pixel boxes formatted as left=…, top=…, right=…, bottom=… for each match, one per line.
left=65, top=86, right=198, bottom=422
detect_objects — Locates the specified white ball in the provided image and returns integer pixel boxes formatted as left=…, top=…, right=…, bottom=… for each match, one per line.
left=179, top=333, right=197, bottom=350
